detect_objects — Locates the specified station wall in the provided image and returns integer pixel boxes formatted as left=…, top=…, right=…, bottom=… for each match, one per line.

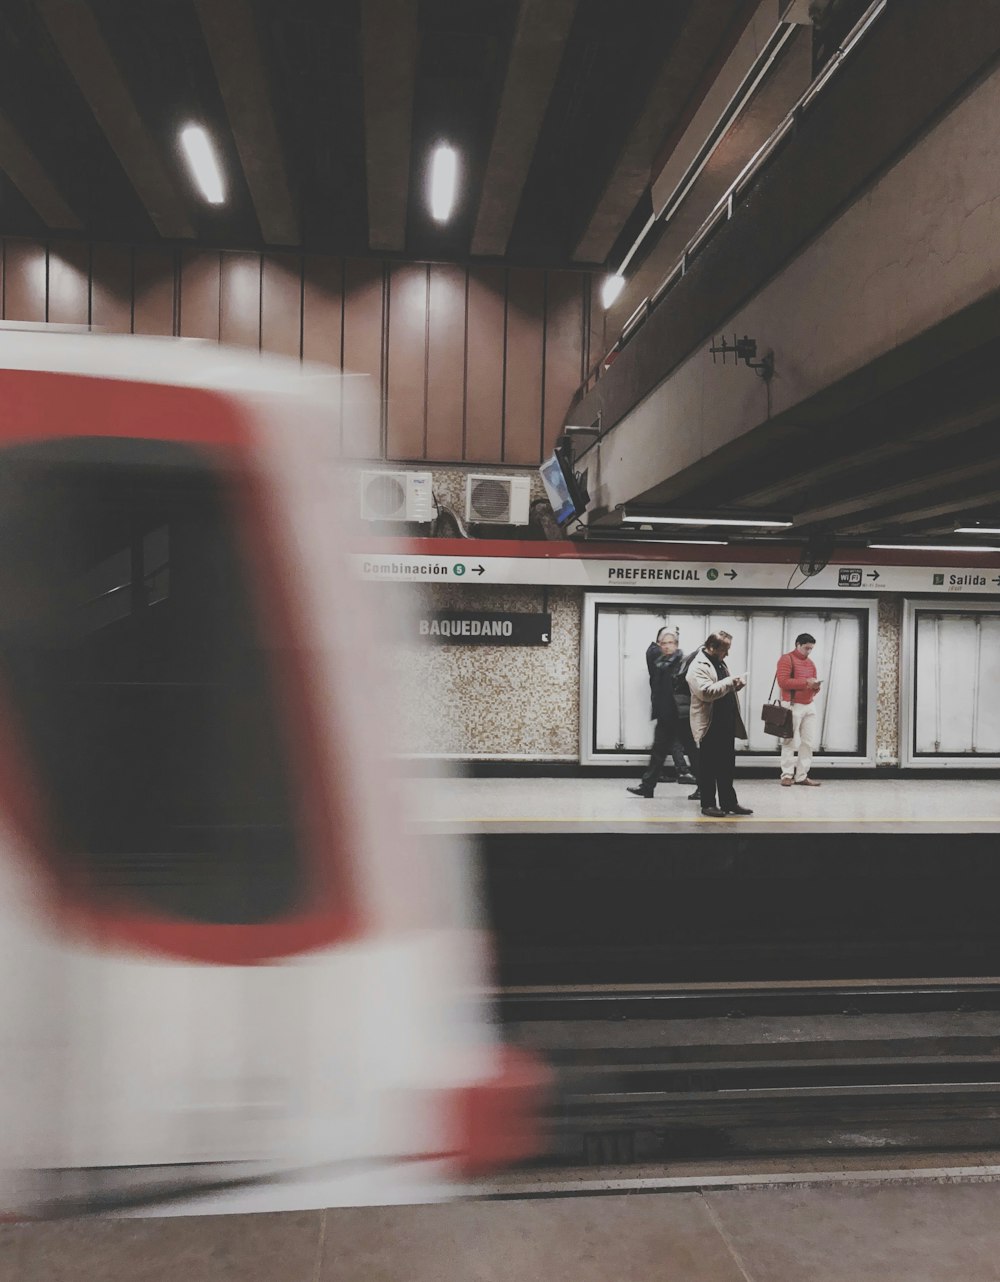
left=0, top=236, right=597, bottom=468
left=397, top=584, right=908, bottom=767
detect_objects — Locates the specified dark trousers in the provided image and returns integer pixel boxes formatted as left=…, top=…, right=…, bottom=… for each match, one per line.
left=697, top=716, right=738, bottom=811
left=677, top=716, right=699, bottom=779
left=640, top=717, right=688, bottom=790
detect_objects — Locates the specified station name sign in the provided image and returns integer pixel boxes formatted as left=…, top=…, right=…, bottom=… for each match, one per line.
left=418, top=610, right=551, bottom=645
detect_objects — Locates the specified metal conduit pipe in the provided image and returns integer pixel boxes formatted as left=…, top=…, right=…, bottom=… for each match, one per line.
left=819, top=615, right=841, bottom=752
left=933, top=615, right=942, bottom=753
left=972, top=615, right=983, bottom=753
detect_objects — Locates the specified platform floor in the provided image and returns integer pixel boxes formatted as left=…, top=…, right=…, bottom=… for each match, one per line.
left=8, top=1170, right=1000, bottom=1281
left=418, top=775, right=1000, bottom=835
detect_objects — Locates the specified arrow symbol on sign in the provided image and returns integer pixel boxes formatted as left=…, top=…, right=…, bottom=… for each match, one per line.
left=471, top=564, right=485, bottom=576
left=724, top=569, right=738, bottom=580
left=867, top=570, right=880, bottom=581
left=992, top=576, right=1000, bottom=586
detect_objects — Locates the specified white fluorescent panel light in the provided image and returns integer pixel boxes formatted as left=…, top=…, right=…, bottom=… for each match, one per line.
left=621, top=515, right=792, bottom=528
left=179, top=125, right=225, bottom=204
left=954, top=527, right=1000, bottom=535
left=429, top=144, right=458, bottom=222
left=601, top=274, right=625, bottom=309
left=607, top=537, right=728, bottom=544
left=870, top=543, right=1000, bottom=553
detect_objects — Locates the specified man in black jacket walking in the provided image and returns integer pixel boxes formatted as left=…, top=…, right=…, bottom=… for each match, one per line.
left=628, top=631, right=697, bottom=798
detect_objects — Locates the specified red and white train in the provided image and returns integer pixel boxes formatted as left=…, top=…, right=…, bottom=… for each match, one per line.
left=0, top=329, right=540, bottom=1217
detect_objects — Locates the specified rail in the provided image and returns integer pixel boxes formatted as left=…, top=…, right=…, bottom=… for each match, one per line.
left=580, top=0, right=889, bottom=402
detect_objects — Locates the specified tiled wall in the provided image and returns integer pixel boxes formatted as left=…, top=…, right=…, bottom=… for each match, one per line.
left=876, top=597, right=902, bottom=765
left=398, top=584, right=582, bottom=760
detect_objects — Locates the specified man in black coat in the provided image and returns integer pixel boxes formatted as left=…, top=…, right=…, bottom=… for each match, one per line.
left=628, top=631, right=697, bottom=798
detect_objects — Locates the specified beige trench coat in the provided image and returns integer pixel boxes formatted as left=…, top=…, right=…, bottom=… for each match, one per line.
left=687, top=650, right=748, bottom=745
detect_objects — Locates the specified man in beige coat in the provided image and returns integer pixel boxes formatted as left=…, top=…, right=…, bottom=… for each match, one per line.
left=687, top=631, right=753, bottom=818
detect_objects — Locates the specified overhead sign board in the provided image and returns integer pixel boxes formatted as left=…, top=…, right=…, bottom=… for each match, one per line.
left=354, top=554, right=1000, bottom=595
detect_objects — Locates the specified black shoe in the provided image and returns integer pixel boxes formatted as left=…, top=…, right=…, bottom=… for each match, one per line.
left=688, top=790, right=701, bottom=801
left=677, top=773, right=697, bottom=785
left=725, top=805, right=754, bottom=816
left=701, top=806, right=726, bottom=817
left=627, top=785, right=654, bottom=798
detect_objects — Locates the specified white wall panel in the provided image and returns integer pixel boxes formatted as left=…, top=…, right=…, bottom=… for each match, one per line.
left=910, top=607, right=1000, bottom=758
left=583, top=595, right=877, bottom=767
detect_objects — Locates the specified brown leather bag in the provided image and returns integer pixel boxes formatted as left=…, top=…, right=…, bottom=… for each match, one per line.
left=761, top=670, right=793, bottom=738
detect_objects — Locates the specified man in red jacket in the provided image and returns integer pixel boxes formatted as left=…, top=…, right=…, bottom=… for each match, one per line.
left=776, top=632, right=822, bottom=787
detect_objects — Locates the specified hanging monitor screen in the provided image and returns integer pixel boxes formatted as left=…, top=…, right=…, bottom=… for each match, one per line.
left=539, top=445, right=588, bottom=526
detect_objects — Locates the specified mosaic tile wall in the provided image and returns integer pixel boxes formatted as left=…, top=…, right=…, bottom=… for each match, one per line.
left=397, top=584, right=582, bottom=758
left=876, top=596, right=902, bottom=765
left=393, top=585, right=907, bottom=762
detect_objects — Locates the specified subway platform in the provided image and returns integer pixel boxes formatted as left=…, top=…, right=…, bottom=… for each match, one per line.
left=413, top=776, right=1000, bottom=986
left=416, top=774, right=1000, bottom=836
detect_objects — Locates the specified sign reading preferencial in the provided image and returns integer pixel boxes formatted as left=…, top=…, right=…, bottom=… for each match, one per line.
left=418, top=610, right=551, bottom=645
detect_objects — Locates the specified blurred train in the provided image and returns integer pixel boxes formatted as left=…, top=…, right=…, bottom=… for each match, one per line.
left=0, top=328, right=540, bottom=1218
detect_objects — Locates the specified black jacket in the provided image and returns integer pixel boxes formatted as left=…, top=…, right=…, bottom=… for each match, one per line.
left=650, top=649, right=684, bottom=723
left=672, top=649, right=697, bottom=718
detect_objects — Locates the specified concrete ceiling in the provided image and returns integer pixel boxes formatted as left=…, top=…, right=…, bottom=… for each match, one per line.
left=0, top=0, right=757, bottom=267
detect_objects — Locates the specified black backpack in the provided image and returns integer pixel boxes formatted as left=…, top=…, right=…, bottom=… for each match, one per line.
left=673, top=649, right=697, bottom=696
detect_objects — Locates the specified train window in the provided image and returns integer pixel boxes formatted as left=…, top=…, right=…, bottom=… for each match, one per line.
left=0, top=437, right=304, bottom=926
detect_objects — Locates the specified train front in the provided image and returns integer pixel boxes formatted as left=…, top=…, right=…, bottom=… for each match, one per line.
left=0, top=331, right=541, bottom=1218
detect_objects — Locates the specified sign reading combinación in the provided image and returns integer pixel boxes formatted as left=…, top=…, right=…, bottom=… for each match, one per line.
left=418, top=610, right=551, bottom=645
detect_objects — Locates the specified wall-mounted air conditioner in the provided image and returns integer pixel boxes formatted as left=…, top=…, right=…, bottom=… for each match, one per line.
left=360, top=470, right=434, bottom=522
left=464, top=474, right=531, bottom=526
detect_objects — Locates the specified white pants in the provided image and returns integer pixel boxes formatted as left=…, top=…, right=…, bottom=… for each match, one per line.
left=780, top=702, right=817, bottom=780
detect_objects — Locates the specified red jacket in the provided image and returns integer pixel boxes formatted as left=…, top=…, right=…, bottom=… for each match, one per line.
left=777, top=650, right=818, bottom=705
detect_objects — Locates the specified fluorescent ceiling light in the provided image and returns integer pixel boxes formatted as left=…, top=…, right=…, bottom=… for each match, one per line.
left=429, top=144, right=457, bottom=222
left=621, top=514, right=792, bottom=528
left=179, top=125, right=225, bottom=204
left=605, top=536, right=728, bottom=544
left=870, top=543, right=1000, bottom=553
left=601, top=274, right=625, bottom=309
left=954, top=527, right=1000, bottom=535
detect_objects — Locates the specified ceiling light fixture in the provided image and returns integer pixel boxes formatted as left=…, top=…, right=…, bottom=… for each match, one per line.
left=179, top=124, right=225, bottom=204
left=601, top=274, right=625, bottom=309
left=429, top=144, right=458, bottom=222
left=954, top=526, right=1000, bottom=535
left=870, top=543, right=1000, bottom=553
left=621, top=514, right=792, bottom=528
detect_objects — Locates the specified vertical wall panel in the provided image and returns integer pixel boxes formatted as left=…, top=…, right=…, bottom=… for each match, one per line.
left=48, top=241, right=90, bottom=325
left=426, top=264, right=466, bottom=462
left=132, top=247, right=176, bottom=335
left=587, top=275, right=605, bottom=381
left=91, top=244, right=132, bottom=333
left=543, top=271, right=586, bottom=455
left=385, top=264, right=428, bottom=460
left=179, top=250, right=221, bottom=340
left=465, top=266, right=506, bottom=464
left=302, top=255, right=342, bottom=366
left=3, top=239, right=47, bottom=321
left=503, top=267, right=545, bottom=464
left=342, top=257, right=384, bottom=458
left=261, top=252, right=302, bottom=357
left=220, top=252, right=261, bottom=348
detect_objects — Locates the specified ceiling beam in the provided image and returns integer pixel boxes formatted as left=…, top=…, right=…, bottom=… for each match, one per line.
left=794, top=446, right=1000, bottom=527
left=573, top=0, right=751, bottom=265
left=836, top=468, right=1000, bottom=536
left=470, top=0, right=578, bottom=258
left=0, top=108, right=81, bottom=229
left=33, top=0, right=194, bottom=239
left=193, top=0, right=299, bottom=246
left=361, top=0, right=418, bottom=252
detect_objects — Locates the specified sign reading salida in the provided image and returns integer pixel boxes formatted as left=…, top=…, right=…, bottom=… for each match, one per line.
left=418, top=611, right=551, bottom=645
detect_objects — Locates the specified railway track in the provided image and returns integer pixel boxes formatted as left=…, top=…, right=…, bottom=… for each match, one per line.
left=498, top=982, right=1000, bottom=1167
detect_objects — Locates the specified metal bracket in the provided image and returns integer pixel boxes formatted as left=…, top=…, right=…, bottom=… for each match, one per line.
left=709, top=334, right=774, bottom=380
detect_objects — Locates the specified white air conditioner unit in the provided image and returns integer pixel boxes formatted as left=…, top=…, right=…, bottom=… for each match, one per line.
left=360, top=470, right=434, bottom=522
left=465, top=474, right=531, bottom=526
